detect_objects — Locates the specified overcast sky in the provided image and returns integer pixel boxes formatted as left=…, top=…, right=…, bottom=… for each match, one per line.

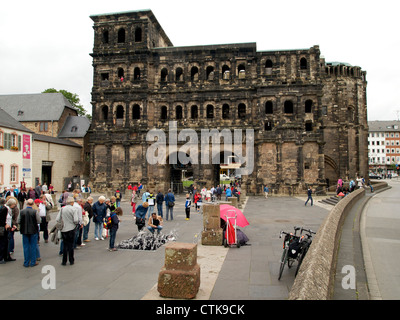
left=1, top=0, right=399, bottom=121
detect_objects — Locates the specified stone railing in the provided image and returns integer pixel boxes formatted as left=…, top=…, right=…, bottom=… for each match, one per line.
left=289, top=181, right=389, bottom=299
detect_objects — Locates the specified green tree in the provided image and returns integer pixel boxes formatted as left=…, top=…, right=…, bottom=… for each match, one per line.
left=42, top=88, right=91, bottom=120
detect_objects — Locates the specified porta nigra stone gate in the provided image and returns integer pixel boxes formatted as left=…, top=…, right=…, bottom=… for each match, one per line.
left=88, top=10, right=368, bottom=195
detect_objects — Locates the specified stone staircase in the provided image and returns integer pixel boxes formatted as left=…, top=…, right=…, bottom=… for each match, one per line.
left=318, top=195, right=341, bottom=206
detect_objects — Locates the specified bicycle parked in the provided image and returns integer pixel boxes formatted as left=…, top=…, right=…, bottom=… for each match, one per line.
left=294, top=227, right=316, bottom=277
left=278, top=226, right=316, bottom=280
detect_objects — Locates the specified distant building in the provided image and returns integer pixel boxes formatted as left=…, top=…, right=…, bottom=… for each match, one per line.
left=368, top=120, right=400, bottom=175
left=0, top=93, right=90, bottom=191
left=0, top=107, right=33, bottom=189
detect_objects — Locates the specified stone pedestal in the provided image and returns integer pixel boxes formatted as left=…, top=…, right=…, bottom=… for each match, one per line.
left=201, top=203, right=223, bottom=246
left=157, top=242, right=200, bottom=299
left=227, top=196, right=238, bottom=208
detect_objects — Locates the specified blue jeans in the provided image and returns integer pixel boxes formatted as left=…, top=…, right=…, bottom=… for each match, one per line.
left=157, top=204, right=163, bottom=218
left=83, top=220, right=90, bottom=241
left=94, top=222, right=103, bottom=239
left=109, top=229, right=117, bottom=248
left=305, top=196, right=313, bottom=206
left=147, top=205, right=155, bottom=219
left=147, top=226, right=163, bottom=234
left=22, top=233, right=38, bottom=267
left=166, top=205, right=173, bottom=220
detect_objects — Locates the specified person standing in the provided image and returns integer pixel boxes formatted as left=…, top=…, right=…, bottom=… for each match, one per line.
left=146, top=191, right=156, bottom=218
left=305, top=186, right=313, bottom=206
left=108, top=207, right=122, bottom=251
left=164, top=189, right=175, bottom=221
left=114, top=188, right=122, bottom=208
left=17, top=199, right=41, bottom=267
left=56, top=197, right=79, bottom=265
left=130, top=190, right=137, bottom=214
left=264, top=184, right=269, bottom=199
left=83, top=196, right=93, bottom=242
left=38, top=195, right=52, bottom=243
left=185, top=194, right=191, bottom=221
left=156, top=190, right=164, bottom=218
left=17, top=189, right=28, bottom=210
left=92, top=196, right=107, bottom=240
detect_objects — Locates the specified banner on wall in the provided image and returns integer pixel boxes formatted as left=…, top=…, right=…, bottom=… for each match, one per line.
left=22, top=134, right=31, bottom=160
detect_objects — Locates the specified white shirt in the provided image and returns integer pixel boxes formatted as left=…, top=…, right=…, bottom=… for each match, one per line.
left=39, top=203, right=47, bottom=217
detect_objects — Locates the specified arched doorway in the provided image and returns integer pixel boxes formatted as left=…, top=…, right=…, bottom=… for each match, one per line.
left=167, top=151, right=194, bottom=194
left=212, top=151, right=241, bottom=187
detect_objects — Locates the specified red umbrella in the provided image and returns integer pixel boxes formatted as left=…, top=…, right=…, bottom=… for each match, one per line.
left=220, top=204, right=249, bottom=228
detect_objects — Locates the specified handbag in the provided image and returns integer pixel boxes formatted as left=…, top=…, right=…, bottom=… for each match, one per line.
left=168, top=201, right=175, bottom=207
left=82, top=211, right=90, bottom=226
left=55, top=208, right=64, bottom=230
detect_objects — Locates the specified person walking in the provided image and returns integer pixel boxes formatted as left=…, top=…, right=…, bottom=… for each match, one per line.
left=108, top=207, right=122, bottom=251
left=92, top=196, right=107, bottom=241
left=56, top=197, right=79, bottom=265
left=156, top=190, right=164, bottom=218
left=264, top=184, right=269, bottom=199
left=38, top=195, right=52, bottom=243
left=305, top=186, right=313, bottom=206
left=17, top=199, right=41, bottom=267
left=130, top=190, right=137, bottom=214
left=164, top=189, right=175, bottom=221
left=185, top=194, right=191, bottom=221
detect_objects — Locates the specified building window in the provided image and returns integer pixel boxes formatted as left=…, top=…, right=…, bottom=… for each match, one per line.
left=101, top=106, right=108, bottom=121
left=265, top=59, right=273, bottom=75
left=102, top=30, right=109, bottom=44
left=10, top=164, right=18, bottom=184
left=118, top=68, right=124, bottom=81
left=222, top=65, right=230, bottom=80
left=175, top=68, right=183, bottom=81
left=161, top=106, right=168, bottom=120
left=191, top=67, right=199, bottom=81
left=206, top=105, right=214, bottom=119
left=135, top=27, right=142, bottom=42
left=265, top=121, right=272, bottom=131
left=176, top=105, right=183, bottom=120
left=39, top=122, right=48, bottom=132
left=206, top=66, right=214, bottom=80
left=222, top=104, right=230, bottom=119
left=118, top=28, right=126, bottom=43
left=161, top=68, right=168, bottom=82
left=238, top=64, right=246, bottom=79
left=265, top=101, right=273, bottom=114
left=0, top=130, right=3, bottom=147
left=134, top=67, right=141, bottom=80
left=284, top=100, right=294, bottom=114
left=305, top=121, right=313, bottom=132
left=132, top=104, right=140, bottom=120
left=71, top=126, right=78, bottom=133
left=191, top=105, right=198, bottom=119
left=116, top=105, right=124, bottom=126
left=300, top=58, right=307, bottom=70
left=305, top=100, right=313, bottom=113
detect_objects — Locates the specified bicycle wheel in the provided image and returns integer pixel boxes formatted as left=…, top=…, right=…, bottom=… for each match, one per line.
left=278, top=247, right=288, bottom=280
left=295, top=246, right=309, bottom=277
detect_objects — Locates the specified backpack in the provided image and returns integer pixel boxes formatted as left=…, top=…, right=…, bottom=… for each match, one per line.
left=105, top=214, right=114, bottom=229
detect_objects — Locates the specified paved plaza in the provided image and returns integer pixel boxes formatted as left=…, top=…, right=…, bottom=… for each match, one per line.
left=0, top=192, right=331, bottom=300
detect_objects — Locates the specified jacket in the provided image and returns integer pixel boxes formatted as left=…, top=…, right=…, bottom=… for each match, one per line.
left=56, top=205, right=79, bottom=232
left=92, top=201, right=107, bottom=223
left=18, top=207, right=41, bottom=235
left=135, top=205, right=148, bottom=220
left=110, top=213, right=119, bottom=231
left=156, top=192, right=164, bottom=204
left=164, top=192, right=175, bottom=206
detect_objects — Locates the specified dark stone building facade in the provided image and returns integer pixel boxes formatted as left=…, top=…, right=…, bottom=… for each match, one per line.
left=88, top=9, right=368, bottom=195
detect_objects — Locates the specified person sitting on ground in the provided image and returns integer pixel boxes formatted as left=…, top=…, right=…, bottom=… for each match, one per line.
left=147, top=212, right=163, bottom=235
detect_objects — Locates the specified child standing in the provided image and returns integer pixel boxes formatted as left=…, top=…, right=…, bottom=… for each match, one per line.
left=109, top=207, right=123, bottom=251
left=185, top=194, right=191, bottom=220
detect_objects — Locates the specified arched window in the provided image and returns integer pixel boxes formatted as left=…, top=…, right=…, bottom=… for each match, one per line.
left=222, top=65, right=230, bottom=80
left=222, top=104, right=230, bottom=119
left=161, top=106, right=168, bottom=120
left=238, top=103, right=246, bottom=119
left=305, top=121, right=312, bottom=132
left=284, top=100, right=294, bottom=114
left=118, top=28, right=126, bottom=43
left=191, top=105, right=198, bottom=119
left=161, top=68, right=168, bottom=82
left=238, top=64, right=246, bottom=79
left=300, top=58, right=307, bottom=70
left=134, top=67, right=141, bottom=80
left=206, top=66, right=214, bottom=80
left=135, top=27, right=142, bottom=42
left=132, top=104, right=140, bottom=120
left=191, top=67, right=199, bottom=81
left=265, top=101, right=273, bottom=114
left=265, top=59, right=273, bottom=68
left=176, top=105, right=183, bottom=120
left=101, top=106, right=108, bottom=121
left=206, top=105, right=214, bottom=119
left=305, top=100, right=313, bottom=113
left=118, top=68, right=124, bottom=81
left=176, top=67, right=183, bottom=81
left=102, top=30, right=109, bottom=44
left=116, top=105, right=124, bottom=126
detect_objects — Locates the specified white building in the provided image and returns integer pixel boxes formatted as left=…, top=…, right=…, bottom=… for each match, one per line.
left=0, top=107, right=33, bottom=190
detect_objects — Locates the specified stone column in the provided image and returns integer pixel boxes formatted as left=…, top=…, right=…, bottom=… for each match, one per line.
left=157, top=242, right=200, bottom=299
left=201, top=203, right=223, bottom=245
